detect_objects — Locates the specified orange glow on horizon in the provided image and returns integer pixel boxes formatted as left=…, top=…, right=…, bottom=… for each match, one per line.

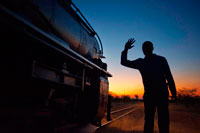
left=108, top=69, right=200, bottom=98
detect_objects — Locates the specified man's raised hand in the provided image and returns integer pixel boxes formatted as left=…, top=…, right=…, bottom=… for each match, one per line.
left=125, top=38, right=135, bottom=50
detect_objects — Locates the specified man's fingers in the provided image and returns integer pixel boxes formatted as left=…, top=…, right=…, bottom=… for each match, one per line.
left=128, top=38, right=135, bottom=44
left=130, top=38, right=136, bottom=43
left=125, top=38, right=135, bottom=49
left=128, top=38, right=134, bottom=42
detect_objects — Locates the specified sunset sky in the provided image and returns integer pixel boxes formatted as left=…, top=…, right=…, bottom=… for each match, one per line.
left=74, top=0, right=200, bottom=97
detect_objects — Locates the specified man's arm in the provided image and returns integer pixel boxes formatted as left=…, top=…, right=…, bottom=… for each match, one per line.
left=121, top=38, right=141, bottom=69
left=163, top=58, right=177, bottom=99
left=121, top=49, right=130, bottom=66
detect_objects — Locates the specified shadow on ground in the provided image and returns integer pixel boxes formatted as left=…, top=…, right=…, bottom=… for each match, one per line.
left=96, top=126, right=159, bottom=133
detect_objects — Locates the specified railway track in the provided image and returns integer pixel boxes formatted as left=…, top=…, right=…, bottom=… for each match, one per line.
left=96, top=103, right=143, bottom=130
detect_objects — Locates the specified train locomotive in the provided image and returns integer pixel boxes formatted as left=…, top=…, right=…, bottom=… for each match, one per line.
left=0, top=0, right=112, bottom=132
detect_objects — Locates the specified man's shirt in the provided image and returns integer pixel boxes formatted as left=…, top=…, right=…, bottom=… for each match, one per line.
left=121, top=50, right=176, bottom=97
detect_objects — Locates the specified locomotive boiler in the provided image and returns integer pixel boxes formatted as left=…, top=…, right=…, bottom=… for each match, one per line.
left=0, top=0, right=111, bottom=132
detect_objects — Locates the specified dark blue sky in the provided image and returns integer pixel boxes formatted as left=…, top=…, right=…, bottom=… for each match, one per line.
left=74, top=0, right=200, bottom=95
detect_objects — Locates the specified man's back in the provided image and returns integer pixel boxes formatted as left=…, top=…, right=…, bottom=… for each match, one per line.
left=121, top=52, right=176, bottom=97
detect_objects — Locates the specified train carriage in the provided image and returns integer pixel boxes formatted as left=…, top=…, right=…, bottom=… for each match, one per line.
left=0, top=0, right=111, bottom=132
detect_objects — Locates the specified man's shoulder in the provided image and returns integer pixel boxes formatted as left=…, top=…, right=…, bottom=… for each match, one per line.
left=154, top=54, right=166, bottom=61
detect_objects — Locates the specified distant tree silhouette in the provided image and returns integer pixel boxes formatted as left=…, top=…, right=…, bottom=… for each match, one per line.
left=113, top=96, right=120, bottom=102
left=112, top=95, right=134, bottom=102
left=135, top=95, right=139, bottom=101
left=177, top=88, right=199, bottom=105
left=122, top=95, right=131, bottom=102
left=178, top=88, right=197, bottom=98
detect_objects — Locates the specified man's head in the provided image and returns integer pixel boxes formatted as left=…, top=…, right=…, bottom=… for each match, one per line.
left=142, top=41, right=154, bottom=56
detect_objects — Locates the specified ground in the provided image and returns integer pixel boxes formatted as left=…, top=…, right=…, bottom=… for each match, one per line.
left=96, top=102, right=200, bottom=133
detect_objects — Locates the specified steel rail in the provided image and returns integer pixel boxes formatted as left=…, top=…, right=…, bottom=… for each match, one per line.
left=110, top=105, right=137, bottom=114
left=97, top=105, right=143, bottom=129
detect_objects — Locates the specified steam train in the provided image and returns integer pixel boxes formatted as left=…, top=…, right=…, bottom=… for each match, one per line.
left=0, top=0, right=111, bottom=132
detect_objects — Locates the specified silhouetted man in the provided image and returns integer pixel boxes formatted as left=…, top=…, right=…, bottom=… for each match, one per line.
left=121, top=38, right=177, bottom=133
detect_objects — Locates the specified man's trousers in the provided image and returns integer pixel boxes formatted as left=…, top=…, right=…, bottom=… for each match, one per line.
left=143, top=93, right=169, bottom=133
